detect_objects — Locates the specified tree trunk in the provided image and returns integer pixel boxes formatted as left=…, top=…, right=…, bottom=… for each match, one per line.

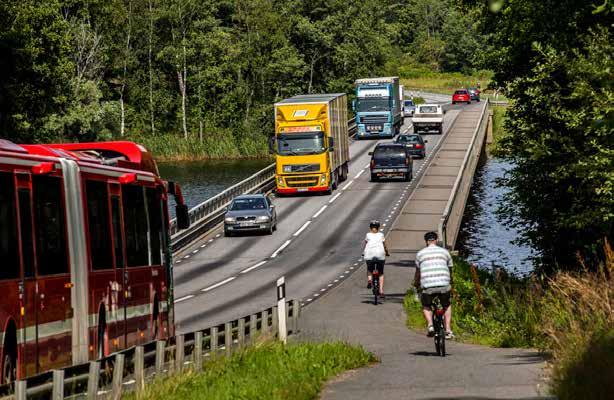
left=120, top=0, right=133, bottom=137
left=120, top=97, right=125, bottom=136
left=181, top=39, right=188, bottom=140
left=308, top=55, right=316, bottom=94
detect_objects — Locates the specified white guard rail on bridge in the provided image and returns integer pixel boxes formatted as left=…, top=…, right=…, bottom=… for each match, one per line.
left=170, top=118, right=357, bottom=252
left=438, top=99, right=490, bottom=249
left=11, top=300, right=300, bottom=399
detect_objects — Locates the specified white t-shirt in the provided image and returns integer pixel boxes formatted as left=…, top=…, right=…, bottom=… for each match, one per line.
left=364, top=232, right=386, bottom=260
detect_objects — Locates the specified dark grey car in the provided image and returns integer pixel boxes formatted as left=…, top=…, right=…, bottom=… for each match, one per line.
left=224, top=194, right=277, bottom=236
left=395, top=134, right=428, bottom=158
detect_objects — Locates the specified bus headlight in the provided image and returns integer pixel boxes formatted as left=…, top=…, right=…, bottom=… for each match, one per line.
left=320, top=174, right=327, bottom=184
left=277, top=176, right=284, bottom=186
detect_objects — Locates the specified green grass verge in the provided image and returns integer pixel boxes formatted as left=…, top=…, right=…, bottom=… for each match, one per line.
left=488, top=105, right=507, bottom=153
left=128, top=130, right=269, bottom=162
left=126, top=341, right=375, bottom=400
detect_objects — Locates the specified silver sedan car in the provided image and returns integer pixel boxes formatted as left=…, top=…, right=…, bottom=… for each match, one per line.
left=224, top=194, right=277, bottom=236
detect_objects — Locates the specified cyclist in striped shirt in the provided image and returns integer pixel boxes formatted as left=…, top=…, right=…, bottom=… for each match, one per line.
left=414, top=231, right=454, bottom=339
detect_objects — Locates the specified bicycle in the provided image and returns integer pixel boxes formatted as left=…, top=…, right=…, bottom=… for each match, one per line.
left=372, top=270, right=381, bottom=305
left=431, top=295, right=447, bottom=357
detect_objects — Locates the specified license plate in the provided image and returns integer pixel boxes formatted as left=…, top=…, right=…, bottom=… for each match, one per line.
left=383, top=169, right=396, bottom=173
left=407, top=144, right=415, bottom=148
left=239, top=221, right=252, bottom=226
left=367, top=125, right=382, bottom=131
left=297, top=188, right=308, bottom=192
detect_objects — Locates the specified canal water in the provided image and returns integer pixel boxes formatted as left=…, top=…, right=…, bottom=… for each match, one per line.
left=456, top=153, right=537, bottom=276
left=158, top=159, right=272, bottom=216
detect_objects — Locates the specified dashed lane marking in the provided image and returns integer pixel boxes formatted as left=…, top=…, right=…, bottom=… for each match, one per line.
left=341, top=180, right=354, bottom=191
left=240, top=260, right=267, bottom=274
left=271, top=239, right=292, bottom=258
left=312, top=205, right=327, bottom=219
left=354, top=169, right=365, bottom=179
left=202, top=276, right=236, bottom=292
left=293, top=220, right=312, bottom=237
left=174, top=295, right=194, bottom=303
left=329, top=193, right=342, bottom=204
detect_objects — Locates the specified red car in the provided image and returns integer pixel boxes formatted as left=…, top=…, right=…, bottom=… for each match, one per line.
left=452, top=89, right=471, bottom=104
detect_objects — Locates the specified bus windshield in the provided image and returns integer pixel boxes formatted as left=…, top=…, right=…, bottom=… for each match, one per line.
left=277, top=132, right=325, bottom=155
left=356, top=98, right=391, bottom=112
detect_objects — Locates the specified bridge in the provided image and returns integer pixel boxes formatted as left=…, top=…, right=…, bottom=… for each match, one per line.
left=171, top=96, right=489, bottom=334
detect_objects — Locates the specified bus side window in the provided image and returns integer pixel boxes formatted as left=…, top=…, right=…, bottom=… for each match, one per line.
left=18, top=189, right=35, bottom=278
left=146, top=187, right=163, bottom=266
left=122, top=185, right=148, bottom=267
left=111, top=197, right=125, bottom=269
left=86, top=181, right=113, bottom=270
left=0, top=172, right=20, bottom=280
left=33, top=175, right=69, bottom=276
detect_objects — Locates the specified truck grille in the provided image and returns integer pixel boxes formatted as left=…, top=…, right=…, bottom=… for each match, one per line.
left=361, top=115, right=388, bottom=124
left=283, top=163, right=320, bottom=173
left=285, top=176, right=319, bottom=188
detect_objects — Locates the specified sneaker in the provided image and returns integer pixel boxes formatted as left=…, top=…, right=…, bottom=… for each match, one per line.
left=367, top=282, right=372, bottom=289
left=445, top=331, right=455, bottom=340
left=427, top=325, right=435, bottom=337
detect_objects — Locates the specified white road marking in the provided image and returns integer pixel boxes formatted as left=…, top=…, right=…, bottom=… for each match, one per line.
left=200, top=244, right=207, bottom=248
left=215, top=234, right=221, bottom=238
left=321, top=288, right=326, bottom=292
left=271, top=239, right=292, bottom=258
left=345, top=270, right=350, bottom=273
left=328, top=284, right=333, bottom=287
left=341, top=180, right=354, bottom=191
left=184, top=255, right=190, bottom=259
left=307, top=298, right=313, bottom=302
left=329, top=193, right=342, bottom=204
left=208, top=239, right=214, bottom=243
left=314, top=293, right=320, bottom=297
left=293, top=221, right=311, bottom=237
left=340, top=275, right=345, bottom=278
left=192, top=250, right=198, bottom=254
left=312, top=205, right=328, bottom=219
left=174, top=295, right=194, bottom=303
left=354, top=169, right=365, bottom=179
left=364, top=163, right=370, bottom=169
left=334, top=279, right=339, bottom=283
left=202, top=276, right=236, bottom=292
left=240, top=261, right=267, bottom=274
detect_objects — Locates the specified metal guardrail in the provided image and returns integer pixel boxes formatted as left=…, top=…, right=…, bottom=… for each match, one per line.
left=438, top=100, right=490, bottom=249
left=12, top=300, right=300, bottom=399
left=170, top=117, right=357, bottom=252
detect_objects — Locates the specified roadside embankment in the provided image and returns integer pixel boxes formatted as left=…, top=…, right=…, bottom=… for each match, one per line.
left=129, top=131, right=269, bottom=162
left=125, top=341, right=374, bottom=400
left=404, top=246, right=614, bottom=399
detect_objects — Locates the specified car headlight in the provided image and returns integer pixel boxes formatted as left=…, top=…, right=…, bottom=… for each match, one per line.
left=256, top=216, right=270, bottom=222
left=320, top=174, right=327, bottom=184
left=225, top=217, right=236, bottom=223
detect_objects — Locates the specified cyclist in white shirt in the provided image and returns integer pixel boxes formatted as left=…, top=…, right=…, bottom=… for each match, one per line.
left=363, top=220, right=390, bottom=297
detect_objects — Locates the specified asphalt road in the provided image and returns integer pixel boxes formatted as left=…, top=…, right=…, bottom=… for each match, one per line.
left=173, top=101, right=463, bottom=334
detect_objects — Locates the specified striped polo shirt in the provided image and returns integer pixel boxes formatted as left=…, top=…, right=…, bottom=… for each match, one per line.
left=416, top=244, right=453, bottom=289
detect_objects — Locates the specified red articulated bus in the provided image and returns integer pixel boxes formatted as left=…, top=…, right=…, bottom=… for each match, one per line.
left=0, top=140, right=189, bottom=383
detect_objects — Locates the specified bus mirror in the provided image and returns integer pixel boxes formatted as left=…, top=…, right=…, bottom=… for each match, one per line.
left=176, top=204, right=190, bottom=230
left=328, top=137, right=334, bottom=152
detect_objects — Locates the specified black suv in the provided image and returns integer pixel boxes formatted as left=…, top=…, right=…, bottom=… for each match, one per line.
left=369, top=143, right=413, bottom=182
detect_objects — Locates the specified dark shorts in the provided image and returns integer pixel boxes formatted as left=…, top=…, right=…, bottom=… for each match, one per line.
left=420, top=290, right=451, bottom=308
left=366, top=259, right=385, bottom=275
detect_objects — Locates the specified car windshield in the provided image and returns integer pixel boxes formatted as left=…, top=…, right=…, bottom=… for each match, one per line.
left=230, top=198, right=267, bottom=211
left=418, top=106, right=438, bottom=114
left=356, top=98, right=391, bottom=112
left=277, top=132, right=325, bottom=155
left=454, top=90, right=468, bottom=95
left=403, top=100, right=414, bottom=107
left=374, top=146, right=405, bottom=159
left=396, top=135, right=420, bottom=143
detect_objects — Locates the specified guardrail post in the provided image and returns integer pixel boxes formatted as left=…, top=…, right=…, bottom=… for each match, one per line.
left=87, top=361, right=100, bottom=400
left=176, top=335, right=185, bottom=371
left=134, top=346, right=145, bottom=394
left=194, top=331, right=203, bottom=371
left=292, top=299, right=301, bottom=334
left=111, top=353, right=125, bottom=400
left=261, top=309, right=269, bottom=334
left=224, top=322, right=232, bottom=357
left=52, top=369, right=64, bottom=400
left=249, top=314, right=258, bottom=343
left=211, top=326, right=219, bottom=358
left=238, top=318, right=246, bottom=348
left=15, top=380, right=26, bottom=400
left=272, top=305, right=279, bottom=337
left=155, top=340, right=166, bottom=374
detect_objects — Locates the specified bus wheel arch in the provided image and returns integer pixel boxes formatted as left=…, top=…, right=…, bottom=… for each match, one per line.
left=2, top=319, right=17, bottom=385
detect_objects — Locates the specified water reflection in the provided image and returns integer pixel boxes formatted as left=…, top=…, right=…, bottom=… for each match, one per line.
left=457, top=153, right=537, bottom=276
left=159, top=159, right=272, bottom=217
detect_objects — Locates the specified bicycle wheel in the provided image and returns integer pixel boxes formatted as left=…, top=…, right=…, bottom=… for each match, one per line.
left=434, top=335, right=440, bottom=355
left=438, top=317, right=446, bottom=357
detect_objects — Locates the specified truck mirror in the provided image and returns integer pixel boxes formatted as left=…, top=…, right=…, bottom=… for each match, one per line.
left=176, top=204, right=190, bottom=230
left=328, top=137, right=335, bottom=152
left=352, top=99, right=356, bottom=111
left=368, top=152, right=373, bottom=156
left=268, top=136, right=275, bottom=154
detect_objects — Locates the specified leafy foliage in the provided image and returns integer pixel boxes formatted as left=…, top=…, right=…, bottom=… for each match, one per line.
left=0, top=0, right=485, bottom=151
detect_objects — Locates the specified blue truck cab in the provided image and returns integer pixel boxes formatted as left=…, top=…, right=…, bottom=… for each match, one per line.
left=353, top=77, right=402, bottom=139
